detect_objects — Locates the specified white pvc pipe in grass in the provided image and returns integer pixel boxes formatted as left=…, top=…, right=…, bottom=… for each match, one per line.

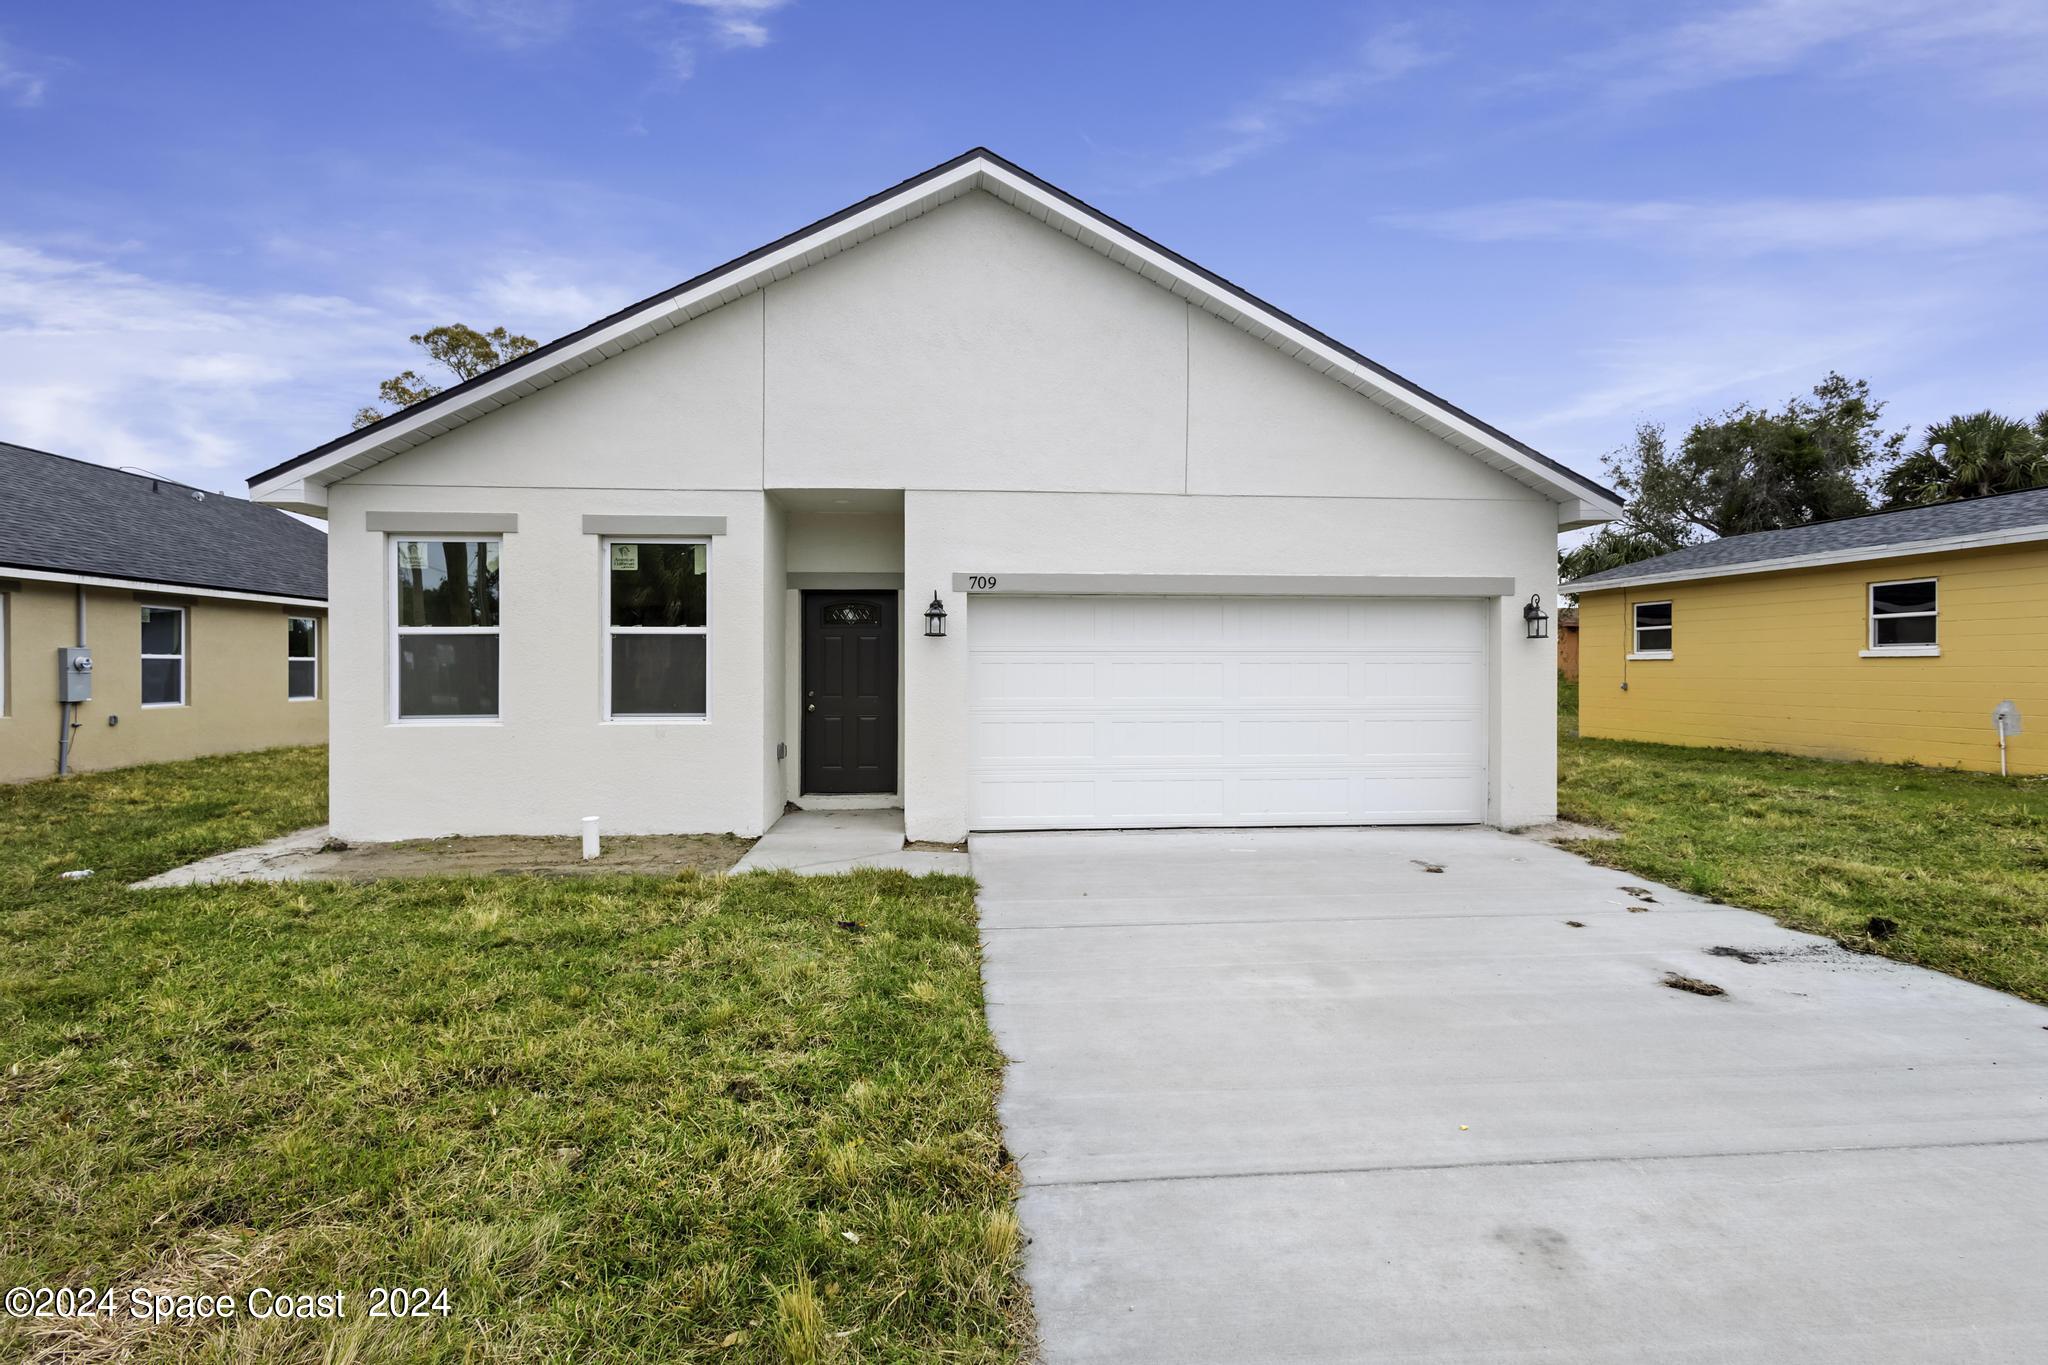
left=581, top=815, right=600, bottom=860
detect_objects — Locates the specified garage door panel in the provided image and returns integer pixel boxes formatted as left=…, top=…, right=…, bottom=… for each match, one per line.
left=1234, top=774, right=1353, bottom=817
left=1108, top=659, right=1227, bottom=700
left=1239, top=717, right=1352, bottom=758
left=969, top=597, right=1490, bottom=829
left=1102, top=598, right=1227, bottom=645
left=972, top=717, right=1098, bottom=761
left=1231, top=598, right=1353, bottom=645
left=1356, top=598, right=1489, bottom=647
left=973, top=656, right=1097, bottom=703
left=1105, top=776, right=1228, bottom=820
left=1358, top=774, right=1489, bottom=821
left=1364, top=658, right=1487, bottom=704
left=1108, top=718, right=1228, bottom=760
left=1353, top=716, right=1485, bottom=759
left=978, top=777, right=1099, bottom=823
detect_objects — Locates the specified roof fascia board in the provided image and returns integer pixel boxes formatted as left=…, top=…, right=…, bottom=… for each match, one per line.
left=252, top=151, right=1619, bottom=516
left=1568, top=523, right=2048, bottom=592
left=0, top=563, right=327, bottom=606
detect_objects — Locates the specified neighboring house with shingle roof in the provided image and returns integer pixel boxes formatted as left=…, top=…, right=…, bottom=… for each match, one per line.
left=1, top=441, right=328, bottom=782
left=1568, top=487, right=2048, bottom=775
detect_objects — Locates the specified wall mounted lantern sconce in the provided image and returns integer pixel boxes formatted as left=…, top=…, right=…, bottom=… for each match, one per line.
left=924, top=593, right=948, bottom=638
left=1523, top=594, right=1551, bottom=640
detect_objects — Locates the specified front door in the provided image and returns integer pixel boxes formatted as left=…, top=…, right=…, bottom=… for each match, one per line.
left=801, top=591, right=899, bottom=794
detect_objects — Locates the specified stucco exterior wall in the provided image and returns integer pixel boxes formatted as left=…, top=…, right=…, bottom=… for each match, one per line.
left=316, top=186, right=1567, bottom=838
left=0, top=579, right=326, bottom=784
left=763, top=192, right=1189, bottom=494
left=1577, top=542, right=2048, bottom=774
left=785, top=512, right=903, bottom=573
left=324, top=483, right=774, bottom=840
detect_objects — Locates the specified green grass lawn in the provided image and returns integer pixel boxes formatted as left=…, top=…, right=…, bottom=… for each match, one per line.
left=1558, top=680, right=2048, bottom=1005
left=0, top=749, right=1027, bottom=1363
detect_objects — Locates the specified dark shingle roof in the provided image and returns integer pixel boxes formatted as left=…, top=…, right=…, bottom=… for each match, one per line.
left=1570, top=486, right=2048, bottom=590
left=1, top=442, right=326, bottom=600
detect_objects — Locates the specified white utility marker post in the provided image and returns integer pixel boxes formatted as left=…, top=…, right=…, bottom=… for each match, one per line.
left=1993, top=701, right=2023, bottom=778
left=581, top=815, right=601, bottom=860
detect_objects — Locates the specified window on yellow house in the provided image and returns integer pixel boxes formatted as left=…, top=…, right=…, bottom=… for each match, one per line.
left=1631, top=601, right=1673, bottom=658
left=1868, top=578, right=1937, bottom=653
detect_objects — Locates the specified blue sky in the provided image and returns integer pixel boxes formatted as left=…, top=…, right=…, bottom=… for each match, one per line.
left=1, top=0, right=2043, bottom=499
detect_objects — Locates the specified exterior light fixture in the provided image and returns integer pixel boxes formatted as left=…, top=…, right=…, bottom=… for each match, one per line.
left=924, top=593, right=948, bottom=638
left=1523, top=594, right=1551, bottom=640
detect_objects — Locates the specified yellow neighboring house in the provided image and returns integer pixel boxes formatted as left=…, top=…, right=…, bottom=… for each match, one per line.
left=1, top=441, right=328, bottom=783
left=1569, top=487, right=2048, bottom=777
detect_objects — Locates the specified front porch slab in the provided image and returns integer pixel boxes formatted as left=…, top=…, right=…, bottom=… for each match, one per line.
left=732, top=809, right=970, bottom=876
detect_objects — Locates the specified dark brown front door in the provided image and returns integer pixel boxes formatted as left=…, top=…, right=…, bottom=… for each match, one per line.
left=801, top=591, right=898, bottom=794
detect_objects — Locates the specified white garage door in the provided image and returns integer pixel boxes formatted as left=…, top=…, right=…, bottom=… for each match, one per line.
left=967, top=596, right=1490, bottom=830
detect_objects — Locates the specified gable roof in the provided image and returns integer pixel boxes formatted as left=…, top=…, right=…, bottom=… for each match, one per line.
left=248, top=148, right=1620, bottom=519
left=1569, top=486, right=2048, bottom=591
left=2, top=441, right=327, bottom=602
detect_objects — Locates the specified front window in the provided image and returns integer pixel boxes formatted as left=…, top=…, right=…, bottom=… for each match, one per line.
left=606, top=540, right=708, bottom=718
left=287, top=616, right=319, bottom=700
left=1869, top=578, right=1937, bottom=651
left=394, top=538, right=500, bottom=719
left=141, top=606, right=186, bottom=706
left=1631, top=600, right=1673, bottom=657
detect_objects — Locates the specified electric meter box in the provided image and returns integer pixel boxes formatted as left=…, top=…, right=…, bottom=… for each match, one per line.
left=58, top=646, right=94, bottom=703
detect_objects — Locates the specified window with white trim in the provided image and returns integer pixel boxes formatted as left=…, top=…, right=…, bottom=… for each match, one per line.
left=287, top=615, right=318, bottom=700
left=1631, top=600, right=1673, bottom=657
left=141, top=605, right=186, bottom=706
left=393, top=538, right=500, bottom=719
left=1868, top=578, right=1937, bottom=651
left=605, top=539, right=708, bottom=719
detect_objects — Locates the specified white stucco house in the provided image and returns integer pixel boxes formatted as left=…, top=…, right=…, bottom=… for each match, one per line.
left=249, top=149, right=1619, bottom=843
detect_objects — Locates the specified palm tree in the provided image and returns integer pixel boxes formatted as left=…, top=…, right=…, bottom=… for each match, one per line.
left=1881, top=411, right=2048, bottom=507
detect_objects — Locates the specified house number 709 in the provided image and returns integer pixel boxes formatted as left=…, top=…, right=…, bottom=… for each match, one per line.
left=967, top=575, right=1000, bottom=590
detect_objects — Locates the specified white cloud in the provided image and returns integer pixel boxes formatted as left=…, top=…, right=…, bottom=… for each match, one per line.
left=432, top=0, right=579, bottom=48
left=1154, top=24, right=1441, bottom=182
left=1585, top=0, right=2048, bottom=103
left=674, top=0, right=791, bottom=50
left=0, top=241, right=394, bottom=484
left=1388, top=194, right=2048, bottom=255
left=663, top=38, right=698, bottom=82
left=1506, top=273, right=1972, bottom=462
left=430, top=0, right=791, bottom=78
left=0, top=36, right=53, bottom=106
left=0, top=236, right=659, bottom=489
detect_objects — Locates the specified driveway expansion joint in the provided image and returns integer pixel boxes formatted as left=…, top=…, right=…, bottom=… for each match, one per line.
left=1026, top=1133, right=2048, bottom=1191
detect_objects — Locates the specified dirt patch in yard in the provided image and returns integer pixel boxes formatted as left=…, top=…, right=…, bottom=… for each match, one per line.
left=318, top=833, right=755, bottom=879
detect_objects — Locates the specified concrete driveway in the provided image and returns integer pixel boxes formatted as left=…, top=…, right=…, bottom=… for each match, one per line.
left=973, top=826, right=2048, bottom=1364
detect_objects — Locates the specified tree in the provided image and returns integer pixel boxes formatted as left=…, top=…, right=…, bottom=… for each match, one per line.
left=353, top=324, right=540, bottom=429
left=1560, top=374, right=1902, bottom=583
left=1879, top=410, right=2048, bottom=507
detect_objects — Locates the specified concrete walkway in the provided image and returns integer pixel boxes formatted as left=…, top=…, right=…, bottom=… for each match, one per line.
left=131, top=826, right=336, bottom=887
left=974, top=826, right=2048, bottom=1363
left=730, top=809, right=969, bottom=875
